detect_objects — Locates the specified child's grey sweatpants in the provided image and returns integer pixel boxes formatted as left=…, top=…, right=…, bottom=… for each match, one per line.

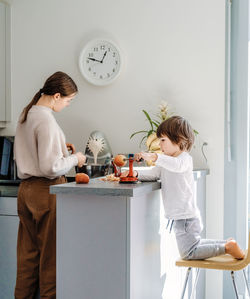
left=173, top=217, right=226, bottom=260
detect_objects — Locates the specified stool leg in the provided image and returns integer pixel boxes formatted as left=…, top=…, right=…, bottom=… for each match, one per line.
left=242, top=268, right=250, bottom=297
left=180, top=267, right=192, bottom=299
left=190, top=268, right=200, bottom=299
left=231, top=271, right=239, bottom=299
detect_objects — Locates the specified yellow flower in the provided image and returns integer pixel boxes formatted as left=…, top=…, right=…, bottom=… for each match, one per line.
left=146, top=133, right=161, bottom=151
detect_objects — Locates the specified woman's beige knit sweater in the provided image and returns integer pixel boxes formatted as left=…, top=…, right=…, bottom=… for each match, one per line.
left=14, top=105, right=78, bottom=179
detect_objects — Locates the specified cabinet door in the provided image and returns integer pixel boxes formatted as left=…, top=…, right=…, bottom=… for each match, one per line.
left=0, top=196, right=40, bottom=298
left=0, top=3, right=6, bottom=121
left=0, top=215, right=19, bottom=299
left=0, top=2, right=11, bottom=126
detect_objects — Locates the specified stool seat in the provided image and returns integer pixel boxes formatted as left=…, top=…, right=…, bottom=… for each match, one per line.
left=176, top=250, right=248, bottom=271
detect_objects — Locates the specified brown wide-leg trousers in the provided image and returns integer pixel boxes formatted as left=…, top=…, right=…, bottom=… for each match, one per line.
left=14, top=176, right=66, bottom=299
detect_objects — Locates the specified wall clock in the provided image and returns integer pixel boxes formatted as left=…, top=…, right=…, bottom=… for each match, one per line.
left=79, top=38, right=123, bottom=86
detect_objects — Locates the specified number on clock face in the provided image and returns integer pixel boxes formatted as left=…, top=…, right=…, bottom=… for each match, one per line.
left=79, top=39, right=122, bottom=85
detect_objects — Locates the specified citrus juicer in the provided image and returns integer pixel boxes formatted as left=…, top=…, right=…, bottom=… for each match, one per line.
left=76, top=131, right=113, bottom=178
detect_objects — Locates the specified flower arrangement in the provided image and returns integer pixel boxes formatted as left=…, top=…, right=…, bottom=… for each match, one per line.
left=130, top=101, right=198, bottom=152
left=130, top=101, right=171, bottom=151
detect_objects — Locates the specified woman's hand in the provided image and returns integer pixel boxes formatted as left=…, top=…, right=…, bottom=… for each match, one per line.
left=66, top=143, right=76, bottom=154
left=75, top=152, right=86, bottom=168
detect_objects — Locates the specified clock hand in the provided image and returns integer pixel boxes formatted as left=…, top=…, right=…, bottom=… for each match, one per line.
left=87, top=57, right=102, bottom=63
left=101, top=51, right=107, bottom=63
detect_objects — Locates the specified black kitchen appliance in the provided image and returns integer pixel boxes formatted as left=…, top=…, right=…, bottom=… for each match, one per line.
left=76, top=164, right=111, bottom=178
left=0, top=136, right=17, bottom=180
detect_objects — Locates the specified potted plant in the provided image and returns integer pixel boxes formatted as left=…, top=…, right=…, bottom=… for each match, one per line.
left=130, top=101, right=199, bottom=164
left=130, top=101, right=172, bottom=152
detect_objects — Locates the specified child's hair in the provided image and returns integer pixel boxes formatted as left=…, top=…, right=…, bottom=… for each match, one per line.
left=20, top=71, right=78, bottom=123
left=156, top=116, right=194, bottom=151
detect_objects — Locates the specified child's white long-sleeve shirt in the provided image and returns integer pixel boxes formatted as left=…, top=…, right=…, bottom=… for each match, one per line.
left=138, top=152, right=200, bottom=220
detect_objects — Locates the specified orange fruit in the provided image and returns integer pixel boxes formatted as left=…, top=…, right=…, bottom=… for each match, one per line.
left=114, top=155, right=127, bottom=167
left=75, top=173, right=90, bottom=184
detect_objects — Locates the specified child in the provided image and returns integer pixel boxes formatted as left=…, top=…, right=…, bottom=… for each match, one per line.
left=121, top=116, right=244, bottom=260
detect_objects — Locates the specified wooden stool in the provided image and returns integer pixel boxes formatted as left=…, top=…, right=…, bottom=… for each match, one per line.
left=175, top=233, right=250, bottom=299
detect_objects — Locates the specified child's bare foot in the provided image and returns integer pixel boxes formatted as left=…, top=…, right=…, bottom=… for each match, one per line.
left=225, top=240, right=245, bottom=259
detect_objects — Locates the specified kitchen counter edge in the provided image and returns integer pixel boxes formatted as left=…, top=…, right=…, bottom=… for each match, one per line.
left=50, top=169, right=208, bottom=198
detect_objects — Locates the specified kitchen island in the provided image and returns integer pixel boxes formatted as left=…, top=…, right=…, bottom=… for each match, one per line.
left=50, top=169, right=208, bottom=299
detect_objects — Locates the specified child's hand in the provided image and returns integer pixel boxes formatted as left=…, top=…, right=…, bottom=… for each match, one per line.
left=134, top=153, right=143, bottom=162
left=139, top=152, right=158, bottom=162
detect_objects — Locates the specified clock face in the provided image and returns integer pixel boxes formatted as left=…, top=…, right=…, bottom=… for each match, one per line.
left=79, top=39, right=122, bottom=86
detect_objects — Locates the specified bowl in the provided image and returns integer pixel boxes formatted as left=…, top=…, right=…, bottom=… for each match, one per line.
left=75, top=164, right=112, bottom=178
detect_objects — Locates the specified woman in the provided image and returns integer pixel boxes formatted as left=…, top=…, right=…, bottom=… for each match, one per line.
left=14, top=71, right=86, bottom=299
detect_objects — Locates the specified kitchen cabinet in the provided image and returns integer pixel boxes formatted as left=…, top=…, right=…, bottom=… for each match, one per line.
left=0, top=196, right=41, bottom=299
left=0, top=197, right=18, bottom=299
left=0, top=2, right=11, bottom=128
left=51, top=180, right=162, bottom=299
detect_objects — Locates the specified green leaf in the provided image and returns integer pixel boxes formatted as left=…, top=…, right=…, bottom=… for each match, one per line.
left=139, top=135, right=147, bottom=148
left=147, top=130, right=154, bottom=137
left=151, top=121, right=159, bottom=128
left=142, top=110, right=154, bottom=130
left=193, top=129, right=199, bottom=135
left=154, top=120, right=161, bottom=125
left=130, top=130, right=148, bottom=139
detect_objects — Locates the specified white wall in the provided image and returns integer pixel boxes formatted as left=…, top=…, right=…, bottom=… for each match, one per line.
left=1, top=0, right=226, bottom=297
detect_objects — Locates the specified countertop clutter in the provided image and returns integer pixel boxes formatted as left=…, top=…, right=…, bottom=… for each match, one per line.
left=51, top=178, right=162, bottom=197
left=0, top=169, right=209, bottom=198
left=50, top=169, right=208, bottom=198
